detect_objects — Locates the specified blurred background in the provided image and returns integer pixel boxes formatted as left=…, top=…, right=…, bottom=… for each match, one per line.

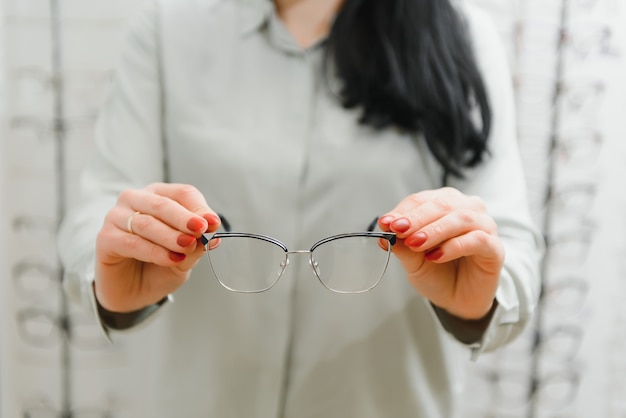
left=0, top=0, right=624, bottom=417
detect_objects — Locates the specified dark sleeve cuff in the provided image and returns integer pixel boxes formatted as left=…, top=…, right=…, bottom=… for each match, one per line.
left=96, top=296, right=170, bottom=331
left=431, top=300, right=499, bottom=344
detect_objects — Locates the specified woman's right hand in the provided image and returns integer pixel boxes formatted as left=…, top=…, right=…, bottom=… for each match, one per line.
left=94, top=182, right=221, bottom=313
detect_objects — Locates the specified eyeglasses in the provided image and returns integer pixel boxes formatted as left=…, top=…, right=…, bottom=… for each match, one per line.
left=514, top=72, right=606, bottom=114
left=523, top=0, right=604, bottom=19
left=6, top=0, right=132, bottom=21
left=21, top=395, right=119, bottom=418
left=23, top=406, right=114, bottom=418
left=515, top=19, right=617, bottom=60
left=547, top=181, right=597, bottom=221
left=554, top=126, right=603, bottom=168
left=12, top=259, right=62, bottom=301
left=8, top=115, right=97, bottom=174
left=517, top=124, right=603, bottom=170
left=532, top=324, right=583, bottom=362
left=540, top=276, right=589, bottom=318
left=12, top=215, right=57, bottom=244
left=201, top=216, right=396, bottom=294
left=471, top=367, right=580, bottom=411
left=10, top=66, right=113, bottom=117
left=544, top=227, right=594, bottom=268
left=16, top=308, right=109, bottom=350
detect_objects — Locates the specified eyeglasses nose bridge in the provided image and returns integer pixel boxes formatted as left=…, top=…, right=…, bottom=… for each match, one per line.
left=284, top=250, right=320, bottom=275
left=280, top=250, right=312, bottom=270
left=286, top=250, right=313, bottom=255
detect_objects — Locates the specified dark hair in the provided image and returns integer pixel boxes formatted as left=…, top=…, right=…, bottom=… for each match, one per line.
left=325, top=0, right=492, bottom=178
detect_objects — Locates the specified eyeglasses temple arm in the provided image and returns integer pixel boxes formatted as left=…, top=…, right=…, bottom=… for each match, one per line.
left=200, top=213, right=232, bottom=246
left=218, top=213, right=231, bottom=232
left=367, top=216, right=396, bottom=246
left=366, top=216, right=379, bottom=232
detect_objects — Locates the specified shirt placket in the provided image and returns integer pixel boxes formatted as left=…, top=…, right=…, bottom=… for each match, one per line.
left=265, top=15, right=322, bottom=417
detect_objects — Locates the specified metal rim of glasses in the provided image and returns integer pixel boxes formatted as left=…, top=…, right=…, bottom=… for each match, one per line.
left=201, top=217, right=396, bottom=294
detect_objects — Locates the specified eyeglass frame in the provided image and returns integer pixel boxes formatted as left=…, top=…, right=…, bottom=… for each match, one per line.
left=16, top=307, right=110, bottom=350
left=200, top=215, right=397, bottom=294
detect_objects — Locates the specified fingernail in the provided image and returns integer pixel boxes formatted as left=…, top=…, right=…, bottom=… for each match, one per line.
left=204, top=214, right=221, bottom=226
left=169, top=252, right=187, bottom=262
left=208, top=237, right=221, bottom=251
left=379, top=216, right=393, bottom=226
left=177, top=234, right=196, bottom=247
left=391, top=218, right=411, bottom=233
left=187, top=217, right=206, bottom=232
left=405, top=232, right=427, bottom=247
left=425, top=247, right=443, bottom=261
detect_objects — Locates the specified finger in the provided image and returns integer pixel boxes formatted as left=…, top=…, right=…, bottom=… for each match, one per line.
left=97, top=225, right=192, bottom=267
left=146, top=182, right=217, bottom=217
left=120, top=184, right=219, bottom=235
left=380, top=197, right=453, bottom=238
left=174, top=240, right=209, bottom=271
left=115, top=208, right=200, bottom=255
left=204, top=236, right=221, bottom=251
left=144, top=183, right=221, bottom=233
left=380, top=189, right=486, bottom=236
left=106, top=207, right=199, bottom=261
left=403, top=210, right=498, bottom=251
left=422, top=230, right=505, bottom=267
left=119, top=188, right=206, bottom=235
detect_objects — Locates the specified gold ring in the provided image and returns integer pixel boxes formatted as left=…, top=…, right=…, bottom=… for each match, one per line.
left=127, top=211, right=141, bottom=234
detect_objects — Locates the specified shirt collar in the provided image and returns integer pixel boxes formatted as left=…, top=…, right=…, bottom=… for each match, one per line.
left=236, top=0, right=273, bottom=36
left=235, top=0, right=327, bottom=53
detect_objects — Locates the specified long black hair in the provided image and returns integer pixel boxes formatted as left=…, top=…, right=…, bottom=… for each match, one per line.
left=325, top=0, right=491, bottom=178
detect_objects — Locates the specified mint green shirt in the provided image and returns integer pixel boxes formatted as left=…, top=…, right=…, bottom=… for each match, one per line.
left=58, top=1, right=542, bottom=416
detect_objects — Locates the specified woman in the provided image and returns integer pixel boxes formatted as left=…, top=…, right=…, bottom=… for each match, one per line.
left=59, top=0, right=543, bottom=416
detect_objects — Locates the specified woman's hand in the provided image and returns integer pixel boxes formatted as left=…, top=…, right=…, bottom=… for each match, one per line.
left=94, top=183, right=220, bottom=313
left=379, top=187, right=505, bottom=320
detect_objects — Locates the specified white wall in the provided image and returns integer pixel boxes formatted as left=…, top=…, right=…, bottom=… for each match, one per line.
left=463, top=0, right=626, bottom=417
left=0, top=1, right=146, bottom=416
left=0, top=0, right=7, bottom=415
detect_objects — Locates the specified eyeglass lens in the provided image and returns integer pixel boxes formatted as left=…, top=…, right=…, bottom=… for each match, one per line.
left=206, top=234, right=391, bottom=293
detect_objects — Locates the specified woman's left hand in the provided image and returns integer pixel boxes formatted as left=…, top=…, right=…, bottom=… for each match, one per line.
left=379, top=187, right=505, bottom=320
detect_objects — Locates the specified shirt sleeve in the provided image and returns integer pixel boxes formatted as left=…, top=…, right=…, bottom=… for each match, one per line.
left=437, top=5, right=545, bottom=359
left=57, top=0, right=169, bottom=334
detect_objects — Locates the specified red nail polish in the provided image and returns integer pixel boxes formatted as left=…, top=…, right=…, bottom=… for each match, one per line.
left=391, top=218, right=411, bottom=233
left=205, top=214, right=221, bottom=226
left=187, top=217, right=206, bottom=232
left=425, top=247, right=443, bottom=261
left=177, top=234, right=196, bottom=247
left=169, top=252, right=186, bottom=262
left=406, top=232, right=427, bottom=247
left=208, top=237, right=221, bottom=251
